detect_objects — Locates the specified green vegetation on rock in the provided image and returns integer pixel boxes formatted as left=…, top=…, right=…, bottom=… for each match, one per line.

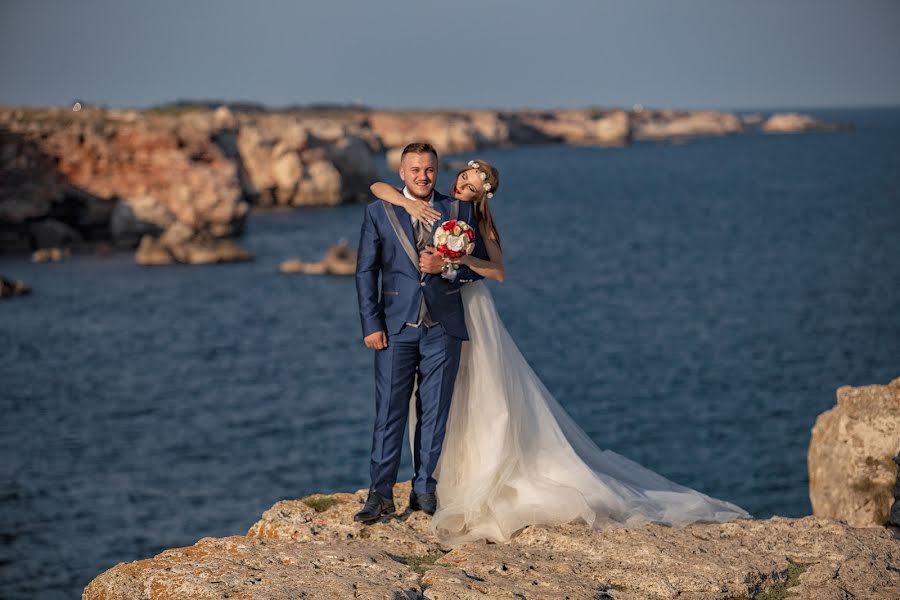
left=734, top=563, right=807, bottom=600
left=301, top=494, right=342, bottom=513
left=402, top=552, right=448, bottom=575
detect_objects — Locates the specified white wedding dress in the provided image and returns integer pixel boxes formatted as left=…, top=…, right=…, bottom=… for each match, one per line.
left=413, top=281, right=750, bottom=545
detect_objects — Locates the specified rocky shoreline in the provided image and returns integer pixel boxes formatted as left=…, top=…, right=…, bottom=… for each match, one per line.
left=83, top=378, right=900, bottom=599
left=1, top=104, right=843, bottom=265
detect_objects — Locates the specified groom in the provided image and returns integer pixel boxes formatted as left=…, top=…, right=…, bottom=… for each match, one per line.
left=354, top=142, right=481, bottom=523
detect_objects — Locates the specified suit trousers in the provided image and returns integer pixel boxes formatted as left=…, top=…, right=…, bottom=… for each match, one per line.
left=370, top=322, right=462, bottom=498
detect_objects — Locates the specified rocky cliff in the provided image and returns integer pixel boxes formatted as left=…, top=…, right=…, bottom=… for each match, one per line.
left=84, top=377, right=900, bottom=600
left=0, top=106, right=378, bottom=263
left=2, top=104, right=843, bottom=262
left=808, top=376, right=900, bottom=527
left=82, top=480, right=900, bottom=600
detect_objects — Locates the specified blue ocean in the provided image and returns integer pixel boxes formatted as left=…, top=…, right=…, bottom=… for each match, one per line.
left=2, top=107, right=899, bottom=599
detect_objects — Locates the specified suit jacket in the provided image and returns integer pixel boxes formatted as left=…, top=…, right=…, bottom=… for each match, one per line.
left=355, top=191, right=482, bottom=340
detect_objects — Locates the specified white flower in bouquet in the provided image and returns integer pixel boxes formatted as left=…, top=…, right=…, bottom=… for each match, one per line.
left=432, top=219, right=476, bottom=271
left=447, top=235, right=466, bottom=252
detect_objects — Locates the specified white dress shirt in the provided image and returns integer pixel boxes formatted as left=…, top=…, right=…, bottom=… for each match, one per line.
left=402, top=187, right=434, bottom=226
left=402, top=187, right=456, bottom=281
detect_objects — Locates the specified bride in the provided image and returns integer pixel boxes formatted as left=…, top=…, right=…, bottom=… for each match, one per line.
left=370, top=160, right=750, bottom=544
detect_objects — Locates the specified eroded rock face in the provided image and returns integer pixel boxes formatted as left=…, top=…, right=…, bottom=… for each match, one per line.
left=890, top=454, right=900, bottom=526
left=247, top=482, right=443, bottom=556
left=235, top=116, right=377, bottom=206
left=85, top=481, right=900, bottom=600
left=2, top=105, right=846, bottom=257
left=0, top=107, right=377, bottom=255
left=368, top=112, right=486, bottom=155
left=278, top=242, right=357, bottom=275
left=762, top=112, right=839, bottom=133
left=425, top=517, right=900, bottom=600
left=82, top=536, right=423, bottom=600
left=633, top=109, right=744, bottom=140
left=135, top=232, right=251, bottom=266
left=808, top=377, right=900, bottom=527
left=0, top=122, right=70, bottom=251
left=518, top=109, right=632, bottom=146
left=0, top=107, right=249, bottom=256
left=0, top=275, right=30, bottom=298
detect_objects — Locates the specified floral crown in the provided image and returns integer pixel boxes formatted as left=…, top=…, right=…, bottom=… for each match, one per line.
left=467, top=160, right=494, bottom=198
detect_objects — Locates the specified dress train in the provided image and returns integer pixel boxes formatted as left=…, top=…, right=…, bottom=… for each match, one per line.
left=412, top=281, right=749, bottom=544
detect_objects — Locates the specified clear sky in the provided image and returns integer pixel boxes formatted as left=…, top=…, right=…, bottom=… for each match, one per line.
left=1, top=0, right=898, bottom=111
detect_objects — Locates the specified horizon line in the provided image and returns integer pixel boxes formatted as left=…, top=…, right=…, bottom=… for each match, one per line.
left=3, top=98, right=900, bottom=114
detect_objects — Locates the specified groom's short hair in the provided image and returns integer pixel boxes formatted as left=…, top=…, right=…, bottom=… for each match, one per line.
left=401, top=142, right=438, bottom=160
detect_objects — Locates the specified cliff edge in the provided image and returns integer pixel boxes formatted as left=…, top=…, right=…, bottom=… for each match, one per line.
left=84, top=480, right=899, bottom=600
left=84, top=378, right=900, bottom=599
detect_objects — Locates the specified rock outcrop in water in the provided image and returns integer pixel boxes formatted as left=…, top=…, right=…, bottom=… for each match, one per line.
left=233, top=114, right=378, bottom=207
left=0, top=107, right=250, bottom=261
left=808, top=376, right=900, bottom=527
left=517, top=109, right=632, bottom=146
left=0, top=106, right=379, bottom=261
left=279, top=241, right=357, bottom=275
left=134, top=231, right=252, bottom=266
left=83, top=480, right=900, bottom=599
left=632, top=109, right=745, bottom=140
left=1, top=275, right=30, bottom=298
left=2, top=104, right=844, bottom=260
left=762, top=112, right=844, bottom=133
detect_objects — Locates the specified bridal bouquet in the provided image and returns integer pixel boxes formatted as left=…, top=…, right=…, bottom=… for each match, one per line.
left=433, top=219, right=475, bottom=273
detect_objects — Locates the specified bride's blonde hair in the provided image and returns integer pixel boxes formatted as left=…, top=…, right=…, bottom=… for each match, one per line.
left=459, top=159, right=501, bottom=246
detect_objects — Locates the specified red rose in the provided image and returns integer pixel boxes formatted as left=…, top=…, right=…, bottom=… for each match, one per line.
left=442, top=220, right=456, bottom=231
left=465, top=229, right=475, bottom=241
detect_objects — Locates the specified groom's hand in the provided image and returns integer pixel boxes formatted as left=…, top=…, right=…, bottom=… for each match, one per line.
left=364, top=331, right=388, bottom=350
left=419, top=247, right=443, bottom=274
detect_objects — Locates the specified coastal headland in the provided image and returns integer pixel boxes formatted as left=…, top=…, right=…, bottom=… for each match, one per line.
left=1, top=103, right=842, bottom=266
left=83, top=378, right=900, bottom=599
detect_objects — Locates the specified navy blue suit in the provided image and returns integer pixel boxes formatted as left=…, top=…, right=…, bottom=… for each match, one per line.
left=356, top=191, right=481, bottom=497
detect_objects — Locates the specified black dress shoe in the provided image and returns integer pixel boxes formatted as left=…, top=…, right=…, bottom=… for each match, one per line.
left=353, top=491, right=395, bottom=524
left=408, top=490, right=437, bottom=515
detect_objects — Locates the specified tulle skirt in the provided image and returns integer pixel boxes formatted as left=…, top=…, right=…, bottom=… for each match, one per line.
left=419, top=281, right=750, bottom=545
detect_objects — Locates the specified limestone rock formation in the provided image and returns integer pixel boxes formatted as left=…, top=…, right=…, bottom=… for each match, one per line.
left=422, top=517, right=900, bottom=600
left=808, top=376, right=900, bottom=527
left=2, top=105, right=845, bottom=258
left=135, top=233, right=251, bottom=266
left=31, top=247, right=71, bottom=262
left=1, top=122, right=70, bottom=251
left=248, top=482, right=442, bottom=556
left=0, top=275, right=30, bottom=298
left=235, top=116, right=377, bottom=206
left=82, top=536, right=423, bottom=600
left=368, top=112, right=485, bottom=155
left=133, top=235, right=173, bottom=266
left=0, top=107, right=377, bottom=258
left=28, top=218, right=83, bottom=248
left=0, top=107, right=249, bottom=258
left=891, top=453, right=900, bottom=527
left=279, top=242, right=357, bottom=275
left=633, top=110, right=744, bottom=140
left=386, top=146, right=405, bottom=170
left=85, top=481, right=900, bottom=600
left=888, top=454, right=900, bottom=528
left=518, top=109, right=632, bottom=146
left=762, top=112, right=840, bottom=133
